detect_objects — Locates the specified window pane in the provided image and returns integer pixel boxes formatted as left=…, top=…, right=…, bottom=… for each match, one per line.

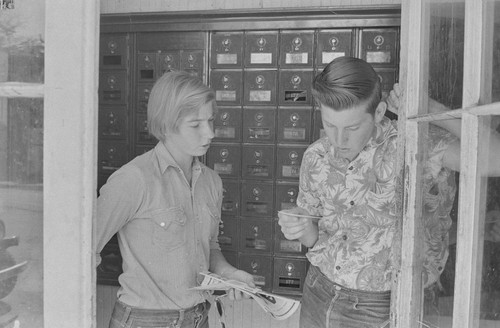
left=490, top=1, right=500, bottom=103
left=0, top=1, right=44, bottom=327
left=427, top=0, right=465, bottom=111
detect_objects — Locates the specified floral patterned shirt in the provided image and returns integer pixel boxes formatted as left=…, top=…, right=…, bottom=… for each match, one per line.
left=298, top=117, right=457, bottom=292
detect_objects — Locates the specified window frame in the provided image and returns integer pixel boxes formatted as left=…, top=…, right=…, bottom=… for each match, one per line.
left=0, top=1, right=99, bottom=327
left=394, top=0, right=500, bottom=327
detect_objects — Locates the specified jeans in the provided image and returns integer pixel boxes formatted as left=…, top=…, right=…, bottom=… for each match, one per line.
left=109, top=299, right=210, bottom=328
left=300, top=265, right=391, bottom=328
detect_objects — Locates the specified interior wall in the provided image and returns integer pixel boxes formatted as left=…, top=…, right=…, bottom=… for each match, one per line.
left=101, top=0, right=401, bottom=14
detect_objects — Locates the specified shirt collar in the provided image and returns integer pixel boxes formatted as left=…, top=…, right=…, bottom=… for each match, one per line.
left=154, top=142, right=204, bottom=175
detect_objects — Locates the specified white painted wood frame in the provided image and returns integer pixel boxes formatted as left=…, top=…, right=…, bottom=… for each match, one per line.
left=396, top=0, right=500, bottom=327
left=0, top=0, right=100, bottom=327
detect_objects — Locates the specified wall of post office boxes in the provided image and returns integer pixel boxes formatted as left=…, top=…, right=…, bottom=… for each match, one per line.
left=97, top=11, right=400, bottom=296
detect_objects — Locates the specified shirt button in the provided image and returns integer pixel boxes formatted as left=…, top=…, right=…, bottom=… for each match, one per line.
left=350, top=201, right=355, bottom=206
left=348, top=166, right=354, bottom=170
left=336, top=266, right=341, bottom=270
left=342, top=235, right=347, bottom=240
left=160, top=222, right=166, bottom=227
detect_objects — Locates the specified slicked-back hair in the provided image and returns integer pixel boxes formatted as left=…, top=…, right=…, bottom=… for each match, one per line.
left=312, top=57, right=381, bottom=115
left=147, top=70, right=217, bottom=143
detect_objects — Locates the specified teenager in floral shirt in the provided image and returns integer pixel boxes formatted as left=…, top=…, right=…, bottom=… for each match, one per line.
left=278, top=56, right=464, bottom=328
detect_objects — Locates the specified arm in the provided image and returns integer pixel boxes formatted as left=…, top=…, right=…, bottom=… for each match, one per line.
left=209, top=250, right=255, bottom=300
left=96, top=168, right=144, bottom=264
left=387, top=83, right=500, bottom=176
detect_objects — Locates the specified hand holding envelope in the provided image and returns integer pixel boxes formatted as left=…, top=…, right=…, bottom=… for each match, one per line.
left=277, top=207, right=321, bottom=248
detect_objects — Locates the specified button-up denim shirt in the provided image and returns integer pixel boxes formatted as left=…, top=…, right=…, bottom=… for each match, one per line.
left=96, top=142, right=222, bottom=309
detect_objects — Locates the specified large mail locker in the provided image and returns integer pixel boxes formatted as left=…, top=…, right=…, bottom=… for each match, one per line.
left=98, top=9, right=400, bottom=296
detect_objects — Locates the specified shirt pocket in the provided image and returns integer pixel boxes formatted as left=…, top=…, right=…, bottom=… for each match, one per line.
left=150, top=207, right=187, bottom=251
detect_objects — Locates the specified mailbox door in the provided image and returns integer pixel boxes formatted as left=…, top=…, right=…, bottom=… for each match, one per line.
left=275, top=182, right=299, bottom=213
left=100, top=34, right=128, bottom=69
left=279, top=30, right=314, bottom=68
left=239, top=254, right=273, bottom=291
left=243, top=70, right=277, bottom=106
left=239, top=218, right=274, bottom=254
left=219, top=216, right=239, bottom=252
left=316, top=29, right=353, bottom=67
left=159, top=51, right=181, bottom=75
left=99, top=107, right=128, bottom=140
left=98, top=141, right=129, bottom=173
left=136, top=83, right=153, bottom=114
left=180, top=50, right=204, bottom=78
left=242, top=107, right=276, bottom=143
left=221, top=179, right=240, bottom=216
left=206, top=144, right=242, bottom=179
left=211, top=32, right=244, bottom=68
left=244, top=31, right=279, bottom=68
left=241, top=180, right=274, bottom=217
left=278, top=70, right=313, bottom=106
left=135, top=113, right=157, bottom=145
left=99, top=70, right=128, bottom=104
left=277, top=107, right=312, bottom=143
left=213, top=107, right=242, bottom=143
left=276, top=145, right=307, bottom=181
left=210, top=70, right=243, bottom=106
left=137, top=52, right=158, bottom=81
left=273, top=257, right=308, bottom=295
left=359, top=28, right=399, bottom=67
left=241, top=144, right=276, bottom=180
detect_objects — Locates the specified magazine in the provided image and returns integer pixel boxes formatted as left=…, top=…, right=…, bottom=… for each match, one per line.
left=190, top=272, right=300, bottom=320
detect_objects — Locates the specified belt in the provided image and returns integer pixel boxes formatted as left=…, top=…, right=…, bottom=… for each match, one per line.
left=114, top=299, right=208, bottom=327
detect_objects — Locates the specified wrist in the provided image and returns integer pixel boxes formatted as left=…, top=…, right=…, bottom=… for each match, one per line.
left=220, top=267, right=238, bottom=278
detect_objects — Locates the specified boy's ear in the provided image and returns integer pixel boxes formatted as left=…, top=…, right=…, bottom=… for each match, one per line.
left=374, top=101, right=387, bottom=123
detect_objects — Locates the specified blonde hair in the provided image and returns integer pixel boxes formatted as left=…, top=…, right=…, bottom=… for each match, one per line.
left=147, top=71, right=216, bottom=142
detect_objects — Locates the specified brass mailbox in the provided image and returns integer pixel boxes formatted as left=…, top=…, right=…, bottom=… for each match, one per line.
left=359, top=28, right=399, bottom=67
left=99, top=107, right=128, bottom=140
left=219, top=216, right=239, bottom=252
left=210, top=70, right=243, bottom=106
left=239, top=254, right=273, bottom=291
left=135, top=113, right=157, bottom=145
left=221, top=179, right=240, bottom=216
left=136, top=83, right=153, bottom=113
left=273, top=257, right=308, bottom=295
left=275, top=181, right=299, bottom=212
left=137, top=52, right=158, bottom=81
left=211, top=32, right=244, bottom=68
left=159, top=51, right=181, bottom=75
left=241, top=144, right=276, bottom=180
left=99, top=70, right=128, bottom=104
left=244, top=31, right=278, bottom=68
left=241, top=180, right=274, bottom=217
left=213, top=107, right=242, bottom=143
left=276, top=145, right=307, bottom=181
left=100, top=34, right=128, bottom=69
left=206, top=144, right=242, bottom=179
left=277, top=107, right=312, bottom=143
left=242, top=107, right=276, bottom=143
left=278, top=70, right=313, bottom=106
left=279, top=30, right=314, bottom=68
left=316, top=29, right=353, bottom=67
left=180, top=50, right=204, bottom=78
left=243, top=70, right=277, bottom=106
left=239, top=218, right=274, bottom=254
left=98, top=141, right=129, bottom=173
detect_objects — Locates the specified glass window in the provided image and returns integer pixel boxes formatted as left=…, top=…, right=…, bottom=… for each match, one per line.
left=0, top=1, right=44, bottom=326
